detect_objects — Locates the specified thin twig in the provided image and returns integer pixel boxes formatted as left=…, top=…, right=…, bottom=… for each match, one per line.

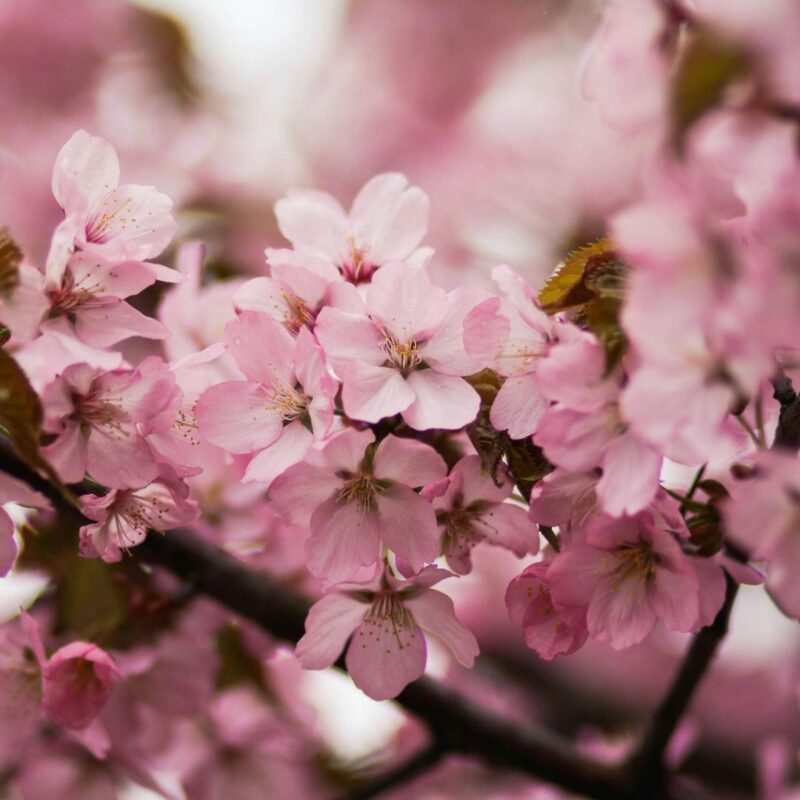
left=626, top=575, right=739, bottom=797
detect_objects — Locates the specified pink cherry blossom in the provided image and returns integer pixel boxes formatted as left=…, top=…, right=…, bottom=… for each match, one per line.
left=505, top=560, right=588, bottom=660
left=269, top=428, right=447, bottom=582
left=463, top=265, right=553, bottom=439
left=234, top=248, right=341, bottom=334
left=295, top=566, right=478, bottom=700
left=42, top=641, right=121, bottom=729
left=1, top=253, right=176, bottom=348
left=315, top=262, right=481, bottom=430
left=46, top=130, right=177, bottom=285
left=429, top=455, right=539, bottom=574
left=41, top=360, right=179, bottom=489
left=78, top=468, right=198, bottom=562
left=546, top=509, right=708, bottom=649
left=275, top=172, right=431, bottom=284
left=195, top=311, right=337, bottom=486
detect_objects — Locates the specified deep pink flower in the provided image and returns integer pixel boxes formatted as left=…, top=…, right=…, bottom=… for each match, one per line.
left=275, top=172, right=431, bottom=284
left=428, top=455, right=539, bottom=574
left=78, top=469, right=198, bottom=562
left=506, top=560, right=588, bottom=660
left=46, top=130, right=177, bottom=285
left=269, top=429, right=447, bottom=582
left=315, top=262, right=481, bottom=430
left=42, top=641, right=121, bottom=730
left=195, top=311, right=337, bottom=486
left=296, top=566, right=478, bottom=700
left=463, top=265, right=553, bottom=439
left=547, top=510, right=706, bottom=649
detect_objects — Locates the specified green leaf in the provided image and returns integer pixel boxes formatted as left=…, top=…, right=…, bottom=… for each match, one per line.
left=671, top=30, right=749, bottom=153
left=538, top=238, right=626, bottom=314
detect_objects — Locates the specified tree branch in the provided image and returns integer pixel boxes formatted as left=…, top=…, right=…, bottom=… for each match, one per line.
left=626, top=575, right=739, bottom=797
left=771, top=369, right=800, bottom=452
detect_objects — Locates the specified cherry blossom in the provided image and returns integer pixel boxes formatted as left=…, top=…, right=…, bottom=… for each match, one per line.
left=274, top=172, right=431, bottom=284
left=296, top=566, right=478, bottom=700
left=427, top=455, right=539, bottom=574
left=269, top=429, right=447, bottom=582
left=315, top=262, right=481, bottom=430
left=46, top=130, right=177, bottom=284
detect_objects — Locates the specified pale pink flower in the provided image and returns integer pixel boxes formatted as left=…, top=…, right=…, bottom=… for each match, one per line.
left=275, top=172, right=431, bottom=284
left=269, top=429, right=447, bottom=582
left=547, top=510, right=707, bottom=649
left=463, top=265, right=553, bottom=439
left=296, top=566, right=478, bottom=700
left=234, top=249, right=341, bottom=334
left=195, top=311, right=337, bottom=487
left=428, top=455, right=539, bottom=574
left=0, top=253, right=177, bottom=348
left=41, top=360, right=179, bottom=489
left=42, top=641, right=121, bottom=730
left=315, top=262, right=481, bottom=430
left=527, top=468, right=600, bottom=536
left=0, top=472, right=49, bottom=576
left=78, top=469, right=198, bottom=562
left=505, top=560, right=588, bottom=660
left=724, top=451, right=800, bottom=618
left=46, top=130, right=177, bottom=285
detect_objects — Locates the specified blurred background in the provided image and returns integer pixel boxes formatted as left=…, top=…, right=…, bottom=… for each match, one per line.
left=1, top=1, right=798, bottom=797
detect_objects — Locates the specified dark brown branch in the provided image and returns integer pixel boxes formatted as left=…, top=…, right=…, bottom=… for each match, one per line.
left=626, top=575, right=739, bottom=797
left=335, top=743, right=446, bottom=800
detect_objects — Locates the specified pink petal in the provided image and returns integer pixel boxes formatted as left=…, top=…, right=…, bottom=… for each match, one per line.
left=588, top=573, right=657, bottom=649
left=402, top=370, right=479, bottom=431
left=345, top=615, right=426, bottom=700
left=689, top=557, right=726, bottom=630
left=366, top=262, right=447, bottom=342
left=315, top=306, right=385, bottom=368
left=490, top=374, right=549, bottom=439
left=85, top=426, right=159, bottom=490
left=596, top=434, right=662, bottom=517
left=548, top=544, right=607, bottom=608
left=648, top=567, right=700, bottom=633
left=307, top=498, right=382, bottom=582
left=68, top=253, right=157, bottom=298
left=52, top=130, right=119, bottom=211
left=196, top=381, right=284, bottom=454
left=295, top=593, right=366, bottom=669
left=243, top=420, right=313, bottom=487
left=223, top=311, right=295, bottom=386
left=42, top=422, right=88, bottom=484
left=463, top=296, right=510, bottom=371
left=376, top=485, right=440, bottom=572
left=350, top=173, right=429, bottom=262
left=406, top=590, right=479, bottom=667
left=422, top=287, right=488, bottom=376
left=475, top=502, right=539, bottom=558
left=275, top=188, right=349, bottom=258
left=372, top=434, right=447, bottom=486
left=73, top=299, right=167, bottom=347
left=340, top=363, right=416, bottom=423
left=317, top=428, right=375, bottom=474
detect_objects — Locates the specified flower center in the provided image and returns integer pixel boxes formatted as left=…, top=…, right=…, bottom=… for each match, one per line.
left=280, top=288, right=315, bottom=334
left=342, top=235, right=376, bottom=284
left=85, top=196, right=135, bottom=244
left=382, top=332, right=422, bottom=374
left=336, top=474, right=380, bottom=512
left=611, top=541, right=660, bottom=586
left=266, top=381, right=309, bottom=422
